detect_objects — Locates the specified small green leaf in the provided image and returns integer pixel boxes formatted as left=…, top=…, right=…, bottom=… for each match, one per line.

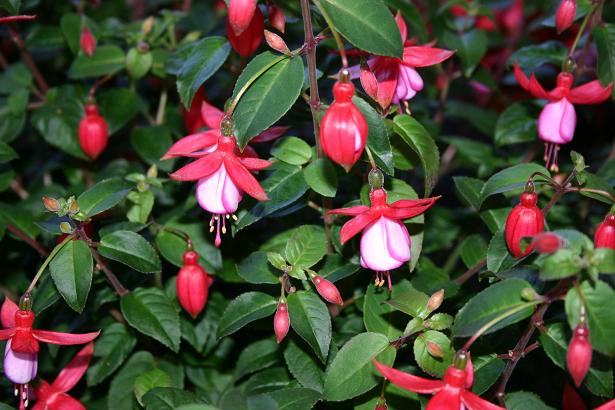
left=284, top=338, right=325, bottom=393
left=234, top=339, right=279, bottom=380
left=126, top=48, right=153, bottom=80
left=108, top=352, right=156, bottom=410
left=287, top=291, right=332, bottom=363
left=413, top=330, right=454, bottom=377
left=354, top=96, right=394, bottom=175
left=135, top=369, right=172, bottom=406
left=68, top=45, right=125, bottom=78
left=77, top=178, right=132, bottom=217
left=121, top=288, right=181, bottom=352
left=540, top=249, right=582, bottom=280
left=594, top=248, right=615, bottom=274
left=49, top=239, right=93, bottom=312
left=217, top=292, right=278, bottom=339
left=142, top=387, right=205, bottom=410
left=87, top=323, right=137, bottom=386
left=505, top=392, right=555, bottom=410
left=284, top=225, right=327, bottom=274
left=236, top=251, right=279, bottom=284
left=271, top=137, right=312, bottom=165
left=303, top=158, right=338, bottom=197
left=99, top=230, right=161, bottom=273
left=594, top=24, right=615, bottom=97
left=487, top=230, right=519, bottom=273
left=508, top=41, right=567, bottom=70
left=385, top=286, right=430, bottom=318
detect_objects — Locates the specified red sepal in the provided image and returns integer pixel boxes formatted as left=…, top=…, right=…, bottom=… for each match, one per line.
left=365, top=57, right=398, bottom=109
left=51, top=342, right=93, bottom=393
left=595, top=399, right=615, bottom=410
left=460, top=390, right=507, bottom=410
left=238, top=157, right=272, bottom=171
left=427, top=388, right=461, bottom=410
left=0, top=328, right=15, bottom=340
left=201, top=101, right=225, bottom=129
left=327, top=205, right=370, bottom=217
left=32, top=329, right=100, bottom=345
left=373, top=360, right=443, bottom=394
left=568, top=81, right=613, bottom=104
left=1, top=296, right=18, bottom=328
left=339, top=211, right=380, bottom=244
left=224, top=156, right=269, bottom=201
left=513, top=61, right=530, bottom=90
left=395, top=12, right=408, bottom=42
left=402, top=46, right=454, bottom=68
left=528, top=74, right=553, bottom=100
left=0, top=15, right=36, bottom=24
left=162, top=130, right=218, bottom=159
left=169, top=154, right=224, bottom=181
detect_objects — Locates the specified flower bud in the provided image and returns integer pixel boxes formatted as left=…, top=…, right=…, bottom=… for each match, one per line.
left=505, top=192, right=545, bottom=258
left=227, top=6, right=264, bottom=57
left=375, top=398, right=387, bottom=410
left=556, top=0, right=576, bottom=34
left=594, top=214, right=615, bottom=250
left=264, top=30, right=289, bottom=54
left=567, top=323, right=592, bottom=387
left=80, top=26, right=96, bottom=56
left=274, top=299, right=290, bottom=343
left=228, top=0, right=257, bottom=36
left=427, top=289, right=444, bottom=312
left=59, top=222, right=73, bottom=234
left=142, top=16, right=154, bottom=34
left=426, top=341, right=444, bottom=358
left=78, top=104, right=109, bottom=160
left=42, top=196, right=60, bottom=212
left=531, top=232, right=564, bottom=254
left=176, top=251, right=212, bottom=318
left=267, top=2, right=286, bottom=33
left=319, top=77, right=368, bottom=171
left=312, top=275, right=343, bottom=305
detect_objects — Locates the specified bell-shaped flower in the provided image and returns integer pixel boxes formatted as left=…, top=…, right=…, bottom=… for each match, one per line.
left=176, top=250, right=213, bottom=318
left=328, top=188, right=438, bottom=290
left=594, top=213, right=615, bottom=250
left=352, top=13, right=453, bottom=110
left=227, top=4, right=263, bottom=57
left=162, top=117, right=272, bottom=246
left=78, top=103, right=109, bottom=160
left=228, top=0, right=257, bottom=36
left=32, top=342, right=93, bottom=410
left=0, top=297, right=99, bottom=408
left=504, top=190, right=544, bottom=258
left=514, top=62, right=612, bottom=171
left=373, top=354, right=505, bottom=410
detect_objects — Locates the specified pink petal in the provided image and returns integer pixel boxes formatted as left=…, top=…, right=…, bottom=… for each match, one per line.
left=196, top=165, right=242, bottom=214
left=4, top=341, right=37, bottom=384
left=393, top=65, right=422, bottom=103
left=51, top=342, right=93, bottom=394
left=360, top=217, right=410, bottom=271
left=373, top=360, right=443, bottom=394
left=537, top=98, right=576, bottom=145
left=383, top=217, right=411, bottom=262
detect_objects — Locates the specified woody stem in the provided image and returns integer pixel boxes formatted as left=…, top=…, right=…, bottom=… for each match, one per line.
left=26, top=234, right=75, bottom=294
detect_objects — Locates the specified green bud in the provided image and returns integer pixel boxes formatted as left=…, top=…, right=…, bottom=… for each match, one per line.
left=453, top=350, right=468, bottom=370
left=520, top=287, right=539, bottom=301
left=146, top=164, right=158, bottom=179
left=368, top=168, right=384, bottom=189
left=59, top=221, right=73, bottom=234
left=19, top=293, right=32, bottom=311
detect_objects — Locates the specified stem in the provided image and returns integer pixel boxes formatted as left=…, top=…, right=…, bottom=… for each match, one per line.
left=157, top=224, right=193, bottom=249
left=454, top=259, right=486, bottom=285
left=8, top=25, right=48, bottom=94
left=461, top=300, right=542, bottom=352
left=26, top=235, right=74, bottom=294
left=567, top=1, right=600, bottom=58
left=7, top=223, right=48, bottom=257
left=88, top=74, right=114, bottom=101
left=156, top=89, right=168, bottom=125
left=313, top=0, right=348, bottom=67
left=364, top=146, right=377, bottom=169
left=542, top=169, right=577, bottom=216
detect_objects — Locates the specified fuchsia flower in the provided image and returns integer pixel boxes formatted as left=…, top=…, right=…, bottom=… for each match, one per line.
left=227, top=5, right=264, bottom=57
left=80, top=26, right=96, bottom=57
left=514, top=62, right=612, bottom=171
left=163, top=113, right=274, bottom=246
left=176, top=250, right=213, bottom=318
left=373, top=354, right=505, bottom=410
left=354, top=13, right=454, bottom=110
left=504, top=191, right=544, bottom=258
left=556, top=0, right=577, bottom=34
left=0, top=297, right=99, bottom=408
left=273, top=299, right=289, bottom=343
left=567, top=323, right=592, bottom=387
left=328, top=188, right=438, bottom=290
left=32, top=342, right=93, bottom=410
left=594, top=213, right=615, bottom=250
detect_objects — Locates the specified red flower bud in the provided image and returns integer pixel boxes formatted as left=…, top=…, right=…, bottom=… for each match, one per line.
left=267, top=2, right=286, bottom=33
left=227, top=6, right=263, bottom=57
left=80, top=26, right=96, bottom=56
left=567, top=323, right=592, bottom=387
left=505, top=192, right=544, bottom=258
left=531, top=232, right=564, bottom=254
left=274, top=299, right=290, bottom=343
left=78, top=104, right=109, bottom=160
left=176, top=251, right=212, bottom=318
left=556, top=0, right=576, bottom=34
left=312, top=275, right=343, bottom=305
left=562, top=382, right=587, bottom=410
left=594, top=214, right=615, bottom=250
left=264, top=29, right=289, bottom=54
left=228, top=0, right=257, bottom=36
left=319, top=80, right=368, bottom=171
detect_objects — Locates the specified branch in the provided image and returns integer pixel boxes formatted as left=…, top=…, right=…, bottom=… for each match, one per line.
left=7, top=223, right=49, bottom=257
left=8, top=25, right=48, bottom=94
left=455, top=259, right=486, bottom=285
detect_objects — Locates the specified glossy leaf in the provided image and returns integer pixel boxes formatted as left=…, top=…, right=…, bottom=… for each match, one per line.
left=287, top=291, right=331, bottom=363
left=49, top=238, right=93, bottom=312
left=217, top=292, right=278, bottom=339
left=99, top=230, right=161, bottom=273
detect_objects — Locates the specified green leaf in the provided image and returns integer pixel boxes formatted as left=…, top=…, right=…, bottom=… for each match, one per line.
left=454, top=176, right=484, bottom=211
left=354, top=96, right=394, bottom=175
left=594, top=248, right=615, bottom=274
left=234, top=338, right=279, bottom=380
left=539, top=323, right=612, bottom=397
left=0, top=0, right=20, bottom=14
left=135, top=369, right=173, bottom=406
left=98, top=88, right=142, bottom=135
left=505, top=392, right=555, bottom=410
left=303, top=158, right=338, bottom=197
left=49, top=239, right=93, bottom=312
left=236, top=251, right=279, bottom=284
left=319, top=0, right=403, bottom=58
left=87, top=323, right=137, bottom=386
left=487, top=230, right=519, bottom=273
left=413, top=330, right=454, bottom=377
left=443, top=29, right=487, bottom=77
left=284, top=338, right=325, bottom=393
left=255, top=387, right=322, bottom=410
left=594, top=24, right=615, bottom=97
left=385, top=286, right=430, bottom=319
left=453, top=278, right=535, bottom=337
left=271, top=137, right=312, bottom=165
left=284, top=225, right=327, bottom=275
left=323, top=332, right=390, bottom=401
left=217, top=292, right=278, bottom=339
left=126, top=48, right=153, bottom=80
left=232, top=53, right=304, bottom=147
left=472, top=354, right=506, bottom=395
left=494, top=103, right=538, bottom=146
left=460, top=235, right=488, bottom=269
left=393, top=114, right=439, bottom=196
left=99, top=230, right=161, bottom=273
left=77, top=178, right=132, bottom=217
left=508, top=41, right=567, bottom=70
left=540, top=249, right=582, bottom=280
left=177, top=36, right=230, bottom=108
left=68, top=45, right=125, bottom=78
left=0, top=141, right=17, bottom=163
left=565, top=280, right=615, bottom=356
left=108, top=352, right=156, bottom=410
left=127, top=190, right=155, bottom=224
left=480, top=163, right=549, bottom=206
left=121, top=288, right=181, bottom=352
left=142, top=387, right=205, bottom=410
left=130, top=126, right=174, bottom=171
left=578, top=172, right=615, bottom=204
left=287, top=291, right=331, bottom=363
left=364, top=282, right=403, bottom=339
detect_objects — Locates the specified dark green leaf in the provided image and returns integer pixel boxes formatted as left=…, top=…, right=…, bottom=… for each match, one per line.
left=271, top=137, right=312, bottom=165
left=354, top=96, right=394, bottom=175
left=236, top=251, right=279, bottom=284
left=443, top=29, right=487, bottom=77
left=108, top=352, right=156, bottom=410
left=68, top=45, right=125, bottom=78
left=217, top=292, right=277, bottom=338
left=509, top=41, right=567, bottom=70
left=130, top=126, right=174, bottom=171
left=98, top=88, right=142, bottom=135
left=505, top=392, right=555, bottom=410
left=49, top=239, right=93, bottom=312
left=540, top=249, right=581, bottom=280
left=480, top=163, right=549, bottom=206
left=303, top=158, right=338, bottom=197
left=494, top=103, right=538, bottom=146
left=594, top=24, right=615, bottom=98
left=255, top=387, right=322, bottom=410
left=472, top=355, right=506, bottom=395
left=77, top=178, right=132, bottom=217
left=284, top=225, right=327, bottom=275
left=142, top=387, right=205, bottom=410
left=87, top=323, right=137, bottom=386
left=99, top=230, right=161, bottom=273
left=234, top=339, right=279, bottom=380
left=284, top=338, right=325, bottom=393
left=287, top=291, right=331, bottom=363
left=135, top=369, right=173, bottom=406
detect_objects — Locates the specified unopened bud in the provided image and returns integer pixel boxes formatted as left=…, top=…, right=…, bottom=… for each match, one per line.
left=520, top=287, right=540, bottom=301
left=67, top=198, right=80, bottom=215
left=453, top=350, right=468, bottom=370
left=19, top=293, right=32, bottom=311
left=142, top=16, right=154, bottom=34
left=146, top=164, right=158, bottom=179
left=532, top=232, right=564, bottom=254
left=426, top=341, right=444, bottom=358
left=368, top=168, right=384, bottom=189
left=375, top=398, right=387, bottom=410
left=42, top=196, right=60, bottom=212
left=427, top=289, right=444, bottom=312
left=59, top=221, right=73, bottom=234
left=567, top=323, right=592, bottom=387
left=137, top=40, right=149, bottom=53
left=312, top=275, right=343, bottom=305
left=137, top=181, right=149, bottom=192
left=264, top=30, right=290, bottom=54
left=274, top=299, right=290, bottom=343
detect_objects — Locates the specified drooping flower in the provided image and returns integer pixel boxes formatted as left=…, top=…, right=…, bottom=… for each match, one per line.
left=311, top=275, right=343, bottom=305
left=176, top=250, right=213, bottom=318
left=504, top=190, right=544, bottom=258
left=328, top=187, right=438, bottom=290
left=373, top=353, right=505, bottom=410
left=556, top=0, right=577, bottom=34
left=353, top=13, right=453, bottom=110
left=514, top=62, right=612, bottom=171
left=227, top=4, right=263, bottom=57
left=162, top=116, right=271, bottom=246
left=78, top=103, right=109, bottom=160
left=594, top=213, right=615, bottom=250
left=0, top=297, right=99, bottom=408
left=228, top=0, right=257, bottom=36
left=567, top=322, right=592, bottom=387
left=32, top=342, right=94, bottom=410
left=319, top=72, right=368, bottom=171
left=80, top=26, right=96, bottom=56
left=273, top=299, right=289, bottom=343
